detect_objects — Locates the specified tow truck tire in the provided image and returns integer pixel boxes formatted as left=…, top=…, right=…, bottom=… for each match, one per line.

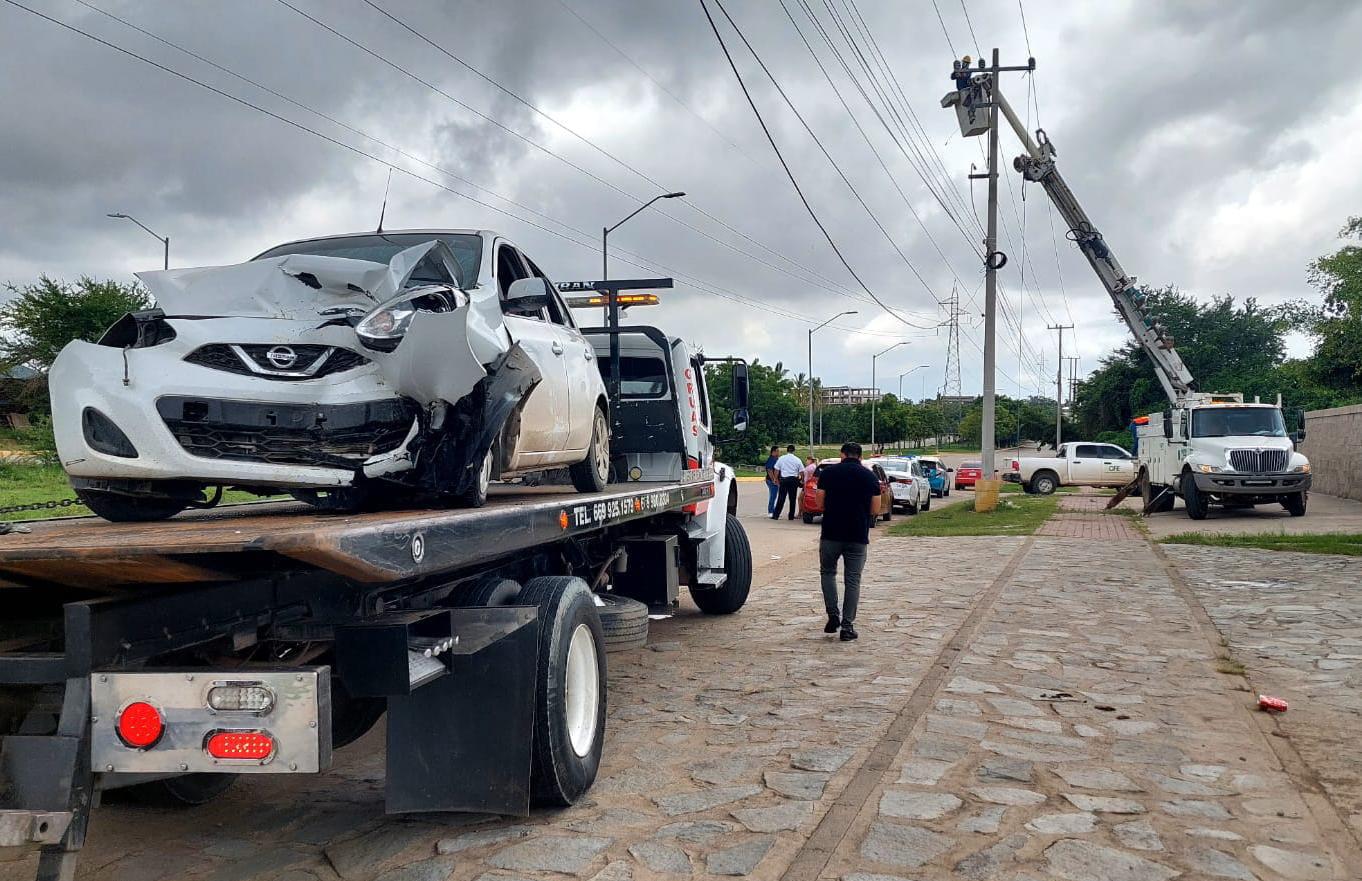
left=1031, top=471, right=1059, bottom=496
left=689, top=516, right=751, bottom=615
left=74, top=488, right=188, bottom=522
left=126, top=773, right=237, bottom=807
left=570, top=407, right=611, bottom=493
left=1283, top=491, right=1308, bottom=517
left=1182, top=472, right=1209, bottom=520
left=518, top=575, right=606, bottom=806
left=597, top=593, right=649, bottom=652
left=452, top=575, right=523, bottom=607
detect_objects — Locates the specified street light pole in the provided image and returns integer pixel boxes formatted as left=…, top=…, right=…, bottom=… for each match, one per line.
left=898, top=364, right=930, bottom=400
left=107, top=212, right=169, bottom=269
left=808, top=310, right=857, bottom=456
left=871, top=342, right=908, bottom=448
left=601, top=191, right=684, bottom=401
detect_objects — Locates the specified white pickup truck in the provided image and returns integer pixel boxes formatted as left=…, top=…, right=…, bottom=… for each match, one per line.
left=1004, top=442, right=1138, bottom=495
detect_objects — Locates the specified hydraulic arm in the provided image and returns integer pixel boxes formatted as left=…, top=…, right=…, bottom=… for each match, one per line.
left=987, top=86, right=1195, bottom=403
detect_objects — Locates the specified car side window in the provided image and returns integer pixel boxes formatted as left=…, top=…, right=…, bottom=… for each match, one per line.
left=495, top=243, right=527, bottom=299
left=1099, top=445, right=1129, bottom=459
left=523, top=255, right=574, bottom=328
left=1074, top=444, right=1100, bottom=458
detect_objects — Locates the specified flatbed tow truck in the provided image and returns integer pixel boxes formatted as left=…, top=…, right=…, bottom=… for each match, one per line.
left=0, top=289, right=754, bottom=879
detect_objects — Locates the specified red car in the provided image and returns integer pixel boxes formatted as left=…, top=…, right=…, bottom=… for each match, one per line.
left=801, top=458, right=893, bottom=524
left=955, top=460, right=983, bottom=489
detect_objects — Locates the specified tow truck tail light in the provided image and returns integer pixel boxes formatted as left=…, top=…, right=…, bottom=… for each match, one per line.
left=206, top=731, right=276, bottom=761
left=116, top=701, right=164, bottom=748
left=683, top=456, right=709, bottom=515
left=207, top=683, right=275, bottom=713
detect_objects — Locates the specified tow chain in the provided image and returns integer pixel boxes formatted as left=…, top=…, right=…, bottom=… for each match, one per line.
left=0, top=497, right=86, bottom=516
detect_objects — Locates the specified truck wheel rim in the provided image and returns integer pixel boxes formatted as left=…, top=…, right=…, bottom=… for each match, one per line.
left=565, top=623, right=600, bottom=757
left=592, top=411, right=610, bottom=482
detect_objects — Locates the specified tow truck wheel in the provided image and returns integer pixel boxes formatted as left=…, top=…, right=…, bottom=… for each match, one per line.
left=688, top=516, right=752, bottom=615
left=1283, top=491, right=1308, bottom=517
left=452, top=575, right=523, bottom=607
left=74, top=487, right=188, bottom=522
left=570, top=407, right=611, bottom=493
left=518, top=575, right=606, bottom=806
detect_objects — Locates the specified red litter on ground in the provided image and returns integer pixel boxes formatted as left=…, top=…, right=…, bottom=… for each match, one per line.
left=1258, top=695, right=1289, bottom=713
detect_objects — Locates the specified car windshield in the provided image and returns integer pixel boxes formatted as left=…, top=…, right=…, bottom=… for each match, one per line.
left=875, top=458, right=912, bottom=471
left=255, top=233, right=482, bottom=290
left=1191, top=407, right=1286, bottom=438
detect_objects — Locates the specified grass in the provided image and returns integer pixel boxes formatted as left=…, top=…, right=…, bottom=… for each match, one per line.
left=887, top=492, right=1059, bottom=537
left=1215, top=656, right=1247, bottom=676
left=1, top=461, right=282, bottom=522
left=1159, top=532, right=1362, bottom=556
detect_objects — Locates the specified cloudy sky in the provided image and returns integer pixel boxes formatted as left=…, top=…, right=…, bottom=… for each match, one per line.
left=4, top=0, right=1361, bottom=399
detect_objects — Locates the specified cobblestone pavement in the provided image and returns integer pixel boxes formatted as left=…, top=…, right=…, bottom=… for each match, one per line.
left=1035, top=493, right=1143, bottom=540
left=1165, top=544, right=1362, bottom=842
left=10, top=511, right=1361, bottom=880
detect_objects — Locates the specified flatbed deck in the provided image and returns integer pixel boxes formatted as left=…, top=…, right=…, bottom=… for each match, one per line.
left=0, top=479, right=714, bottom=591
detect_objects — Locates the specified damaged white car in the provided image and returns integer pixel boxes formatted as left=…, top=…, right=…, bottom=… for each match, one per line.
left=49, top=231, right=611, bottom=521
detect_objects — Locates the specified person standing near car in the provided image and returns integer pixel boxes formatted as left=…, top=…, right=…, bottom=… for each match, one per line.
left=815, top=442, right=881, bottom=641
left=771, top=444, right=804, bottom=520
left=764, top=445, right=781, bottom=515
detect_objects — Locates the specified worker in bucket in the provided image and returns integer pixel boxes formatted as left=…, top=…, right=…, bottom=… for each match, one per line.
left=952, top=56, right=974, bottom=91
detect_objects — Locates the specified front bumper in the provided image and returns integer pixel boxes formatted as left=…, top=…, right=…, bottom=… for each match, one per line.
left=1191, top=471, right=1312, bottom=495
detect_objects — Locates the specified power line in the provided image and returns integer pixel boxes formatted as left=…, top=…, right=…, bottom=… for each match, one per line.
left=930, top=0, right=958, bottom=58
left=958, top=0, right=983, bottom=57
left=698, top=0, right=939, bottom=331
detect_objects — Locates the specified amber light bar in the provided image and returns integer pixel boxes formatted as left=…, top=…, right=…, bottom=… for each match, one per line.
left=565, top=293, right=661, bottom=308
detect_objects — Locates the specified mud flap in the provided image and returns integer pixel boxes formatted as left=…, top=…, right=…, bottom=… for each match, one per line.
left=384, top=608, right=540, bottom=815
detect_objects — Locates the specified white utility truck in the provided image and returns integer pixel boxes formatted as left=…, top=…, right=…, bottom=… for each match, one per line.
left=945, top=67, right=1311, bottom=519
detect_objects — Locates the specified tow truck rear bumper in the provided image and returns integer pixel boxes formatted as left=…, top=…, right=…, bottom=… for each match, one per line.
left=1191, top=472, right=1311, bottom=495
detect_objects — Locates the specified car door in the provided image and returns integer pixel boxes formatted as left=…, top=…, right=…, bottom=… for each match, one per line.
left=1069, top=444, right=1105, bottom=485
left=523, top=254, right=599, bottom=456
left=495, top=243, right=571, bottom=461
left=1099, top=444, right=1137, bottom=484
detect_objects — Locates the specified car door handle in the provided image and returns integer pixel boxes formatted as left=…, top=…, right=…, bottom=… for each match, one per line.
left=551, top=341, right=564, bottom=355
left=583, top=347, right=594, bottom=361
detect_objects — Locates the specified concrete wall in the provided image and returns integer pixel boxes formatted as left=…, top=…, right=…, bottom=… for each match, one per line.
left=1301, top=403, right=1362, bottom=501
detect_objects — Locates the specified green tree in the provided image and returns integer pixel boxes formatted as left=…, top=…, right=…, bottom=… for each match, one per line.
left=705, top=359, right=804, bottom=464
left=1, top=275, right=151, bottom=411
left=1307, top=216, right=1362, bottom=396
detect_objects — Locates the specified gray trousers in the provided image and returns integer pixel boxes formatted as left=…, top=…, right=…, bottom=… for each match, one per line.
left=819, top=539, right=868, bottom=625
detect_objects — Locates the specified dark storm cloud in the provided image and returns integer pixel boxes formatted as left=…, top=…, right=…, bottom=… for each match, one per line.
left=2, top=0, right=1359, bottom=394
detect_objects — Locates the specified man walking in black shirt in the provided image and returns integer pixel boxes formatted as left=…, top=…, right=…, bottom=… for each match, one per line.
left=814, top=442, right=882, bottom=641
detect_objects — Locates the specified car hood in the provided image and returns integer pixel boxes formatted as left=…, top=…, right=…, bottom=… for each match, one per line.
left=138, top=241, right=450, bottom=321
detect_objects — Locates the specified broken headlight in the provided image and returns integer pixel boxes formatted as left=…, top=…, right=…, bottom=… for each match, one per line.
left=355, top=288, right=457, bottom=352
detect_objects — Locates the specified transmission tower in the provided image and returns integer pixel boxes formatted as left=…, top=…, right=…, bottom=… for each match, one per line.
left=941, top=286, right=964, bottom=437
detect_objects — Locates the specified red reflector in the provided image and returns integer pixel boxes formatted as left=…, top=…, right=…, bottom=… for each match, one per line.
left=117, top=701, right=163, bottom=748
left=206, top=731, right=275, bottom=761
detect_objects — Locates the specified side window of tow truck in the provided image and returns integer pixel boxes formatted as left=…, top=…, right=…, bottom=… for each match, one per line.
left=690, top=356, right=710, bottom=429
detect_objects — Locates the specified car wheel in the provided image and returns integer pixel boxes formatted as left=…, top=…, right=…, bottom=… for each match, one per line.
left=1032, top=472, right=1058, bottom=495
left=570, top=407, right=611, bottom=493
left=944, top=487, right=950, bottom=497
left=75, top=487, right=189, bottom=522
left=923, top=494, right=931, bottom=511
left=517, top=576, right=606, bottom=806
left=802, top=512, right=815, bottom=524
left=289, top=486, right=371, bottom=513
left=1282, top=491, right=1307, bottom=517
left=457, top=446, right=494, bottom=508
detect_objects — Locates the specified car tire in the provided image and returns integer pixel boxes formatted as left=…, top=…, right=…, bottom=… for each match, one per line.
left=74, top=487, right=188, bottom=522
left=923, top=494, right=931, bottom=511
left=517, top=575, right=606, bottom=806
left=1182, top=472, right=1209, bottom=520
left=457, top=446, right=494, bottom=508
left=1031, top=472, right=1059, bottom=495
left=802, top=513, right=815, bottom=524
left=570, top=407, right=611, bottom=494
left=1283, top=491, right=1308, bottom=517
left=289, top=486, right=371, bottom=513
left=688, top=516, right=752, bottom=615
left=596, top=593, right=649, bottom=652
left=944, top=487, right=950, bottom=497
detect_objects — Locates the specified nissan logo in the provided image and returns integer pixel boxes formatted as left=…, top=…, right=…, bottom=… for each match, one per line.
left=265, top=346, right=298, bottom=369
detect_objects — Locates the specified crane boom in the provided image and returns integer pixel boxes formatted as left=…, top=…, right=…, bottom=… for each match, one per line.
left=986, top=86, right=1196, bottom=403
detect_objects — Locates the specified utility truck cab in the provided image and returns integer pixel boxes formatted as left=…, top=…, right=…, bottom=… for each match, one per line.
left=1136, top=393, right=1311, bottom=519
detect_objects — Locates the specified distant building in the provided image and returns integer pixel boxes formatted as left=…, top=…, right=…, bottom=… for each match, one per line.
left=821, top=386, right=882, bottom=406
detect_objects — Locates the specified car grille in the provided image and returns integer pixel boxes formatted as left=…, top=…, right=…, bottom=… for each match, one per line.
left=185, top=344, right=369, bottom=380
left=157, top=396, right=416, bottom=467
left=1228, top=449, right=1288, bottom=473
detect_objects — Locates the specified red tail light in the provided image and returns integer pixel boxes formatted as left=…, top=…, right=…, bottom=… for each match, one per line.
left=117, top=701, right=164, bottom=749
left=1011, top=460, right=1019, bottom=471
left=206, top=731, right=275, bottom=761
left=683, top=455, right=708, bottom=515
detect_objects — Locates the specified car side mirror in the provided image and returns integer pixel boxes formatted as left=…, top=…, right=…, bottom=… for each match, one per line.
left=505, top=277, right=550, bottom=313
left=1162, top=409, right=1173, bottom=439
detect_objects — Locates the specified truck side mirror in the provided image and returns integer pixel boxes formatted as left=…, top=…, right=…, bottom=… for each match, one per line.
left=732, top=408, right=749, bottom=433
left=504, top=277, right=550, bottom=313
left=1162, top=409, right=1173, bottom=439
left=1290, top=429, right=1306, bottom=443
left=731, top=361, right=749, bottom=411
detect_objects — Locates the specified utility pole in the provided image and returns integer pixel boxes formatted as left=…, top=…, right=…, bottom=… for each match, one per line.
left=949, top=49, right=1034, bottom=478
left=1047, top=324, right=1074, bottom=447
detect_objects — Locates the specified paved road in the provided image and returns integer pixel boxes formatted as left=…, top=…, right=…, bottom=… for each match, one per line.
left=7, top=494, right=1359, bottom=881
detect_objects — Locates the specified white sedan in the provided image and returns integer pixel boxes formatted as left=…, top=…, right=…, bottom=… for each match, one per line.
left=866, top=456, right=932, bottom=514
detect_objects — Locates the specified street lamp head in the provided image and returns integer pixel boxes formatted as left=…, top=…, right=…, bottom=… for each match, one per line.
left=664, top=191, right=686, bottom=199
left=107, top=213, right=126, bottom=219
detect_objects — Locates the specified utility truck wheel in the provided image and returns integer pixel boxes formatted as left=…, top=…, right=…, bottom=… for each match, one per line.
left=596, top=593, right=649, bottom=652
left=518, top=575, right=606, bottom=806
left=126, top=774, right=237, bottom=807
left=1182, top=473, right=1209, bottom=520
left=75, top=488, right=187, bottom=522
left=1031, top=472, right=1059, bottom=496
left=571, top=408, right=611, bottom=493
left=1140, top=471, right=1177, bottom=513
left=689, top=516, right=752, bottom=615
left=1283, top=491, right=1308, bottom=517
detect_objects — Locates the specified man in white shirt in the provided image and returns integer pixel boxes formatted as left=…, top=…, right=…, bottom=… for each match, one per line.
left=771, top=444, right=805, bottom=520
